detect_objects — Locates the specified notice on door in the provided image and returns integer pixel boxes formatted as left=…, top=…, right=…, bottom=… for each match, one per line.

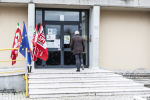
left=54, top=39, right=60, bottom=48
left=47, top=28, right=60, bottom=48
left=46, top=34, right=55, bottom=40
left=48, top=28, right=57, bottom=35
left=47, top=39, right=60, bottom=48
left=64, top=35, right=70, bottom=44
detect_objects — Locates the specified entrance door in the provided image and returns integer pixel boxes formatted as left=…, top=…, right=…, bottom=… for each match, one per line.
left=63, top=24, right=79, bottom=66
left=42, top=23, right=79, bottom=68
left=35, top=9, right=89, bottom=68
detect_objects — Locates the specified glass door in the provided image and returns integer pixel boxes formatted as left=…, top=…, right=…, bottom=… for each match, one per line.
left=35, top=23, right=88, bottom=68
left=63, top=25, right=79, bottom=66
left=45, top=24, right=62, bottom=67
left=44, top=24, right=79, bottom=68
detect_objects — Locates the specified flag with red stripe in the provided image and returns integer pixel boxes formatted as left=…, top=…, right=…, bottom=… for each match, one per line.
left=36, top=22, right=48, bottom=61
left=11, top=23, right=22, bottom=65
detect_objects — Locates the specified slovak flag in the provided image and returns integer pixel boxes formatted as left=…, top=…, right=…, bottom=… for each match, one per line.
left=11, top=23, right=22, bottom=65
left=36, top=22, right=48, bottom=61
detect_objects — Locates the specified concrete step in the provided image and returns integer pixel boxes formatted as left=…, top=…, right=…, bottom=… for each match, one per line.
left=29, top=87, right=150, bottom=95
left=29, top=80, right=142, bottom=85
left=28, top=76, right=132, bottom=81
left=28, top=78, right=135, bottom=84
left=29, top=73, right=121, bottom=79
left=133, top=79, right=150, bottom=83
left=32, top=69, right=113, bottom=74
left=28, top=69, right=150, bottom=98
left=29, top=71, right=116, bottom=75
left=29, top=83, right=143, bottom=89
left=29, top=92, right=150, bottom=98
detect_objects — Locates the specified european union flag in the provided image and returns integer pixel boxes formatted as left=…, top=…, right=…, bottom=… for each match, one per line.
left=19, top=22, right=32, bottom=65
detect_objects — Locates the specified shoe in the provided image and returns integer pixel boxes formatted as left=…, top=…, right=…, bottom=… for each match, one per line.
left=81, top=64, right=84, bottom=70
left=76, top=70, right=80, bottom=72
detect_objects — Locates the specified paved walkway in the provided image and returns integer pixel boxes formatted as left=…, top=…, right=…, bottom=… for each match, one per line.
left=0, top=92, right=137, bottom=100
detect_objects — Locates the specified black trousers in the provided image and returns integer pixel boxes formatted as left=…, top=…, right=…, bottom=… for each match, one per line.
left=75, top=53, right=83, bottom=71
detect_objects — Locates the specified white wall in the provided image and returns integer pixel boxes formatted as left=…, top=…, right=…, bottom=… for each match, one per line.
left=100, top=10, right=150, bottom=71
left=0, top=6, right=28, bottom=68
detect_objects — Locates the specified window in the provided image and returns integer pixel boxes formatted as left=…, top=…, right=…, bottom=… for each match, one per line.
left=45, top=10, right=79, bottom=21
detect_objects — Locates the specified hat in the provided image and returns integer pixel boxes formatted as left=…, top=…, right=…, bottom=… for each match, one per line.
left=74, top=31, right=79, bottom=35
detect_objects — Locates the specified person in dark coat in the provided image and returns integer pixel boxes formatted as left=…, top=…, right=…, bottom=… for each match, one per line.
left=70, top=31, right=85, bottom=72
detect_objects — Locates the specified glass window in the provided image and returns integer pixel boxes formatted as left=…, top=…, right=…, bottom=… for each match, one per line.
left=36, top=10, right=42, bottom=25
left=45, top=10, right=79, bottom=21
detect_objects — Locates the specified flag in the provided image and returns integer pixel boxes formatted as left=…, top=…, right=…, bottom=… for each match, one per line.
left=19, top=22, right=32, bottom=65
left=11, top=23, right=22, bottom=65
left=36, top=22, right=48, bottom=61
left=31, top=25, right=38, bottom=61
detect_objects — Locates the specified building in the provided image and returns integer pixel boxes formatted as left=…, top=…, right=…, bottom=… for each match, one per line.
left=1, top=0, right=150, bottom=94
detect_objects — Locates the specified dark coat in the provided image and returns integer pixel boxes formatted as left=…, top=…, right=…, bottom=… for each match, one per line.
left=70, top=34, right=85, bottom=55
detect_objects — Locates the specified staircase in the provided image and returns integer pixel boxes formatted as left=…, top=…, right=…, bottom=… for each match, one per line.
left=28, top=68, right=150, bottom=98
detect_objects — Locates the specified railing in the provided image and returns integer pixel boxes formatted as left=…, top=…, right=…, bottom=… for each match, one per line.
left=0, top=48, right=29, bottom=97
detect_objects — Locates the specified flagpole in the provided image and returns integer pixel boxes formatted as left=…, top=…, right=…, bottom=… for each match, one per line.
left=25, top=48, right=28, bottom=75
left=25, top=48, right=29, bottom=97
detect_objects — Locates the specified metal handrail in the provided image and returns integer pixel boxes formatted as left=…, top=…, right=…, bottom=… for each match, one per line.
left=0, top=70, right=25, bottom=74
left=0, top=48, right=18, bottom=51
left=0, top=48, right=25, bottom=62
left=0, top=59, right=25, bottom=62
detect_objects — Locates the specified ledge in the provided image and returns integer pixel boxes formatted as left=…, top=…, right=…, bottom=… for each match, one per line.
left=0, top=0, right=148, bottom=8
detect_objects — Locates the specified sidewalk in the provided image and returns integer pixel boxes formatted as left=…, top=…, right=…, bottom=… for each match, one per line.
left=0, top=92, right=135, bottom=100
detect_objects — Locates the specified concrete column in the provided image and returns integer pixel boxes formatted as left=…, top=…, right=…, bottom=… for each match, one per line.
left=28, top=3, right=35, bottom=71
left=89, top=6, right=100, bottom=69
